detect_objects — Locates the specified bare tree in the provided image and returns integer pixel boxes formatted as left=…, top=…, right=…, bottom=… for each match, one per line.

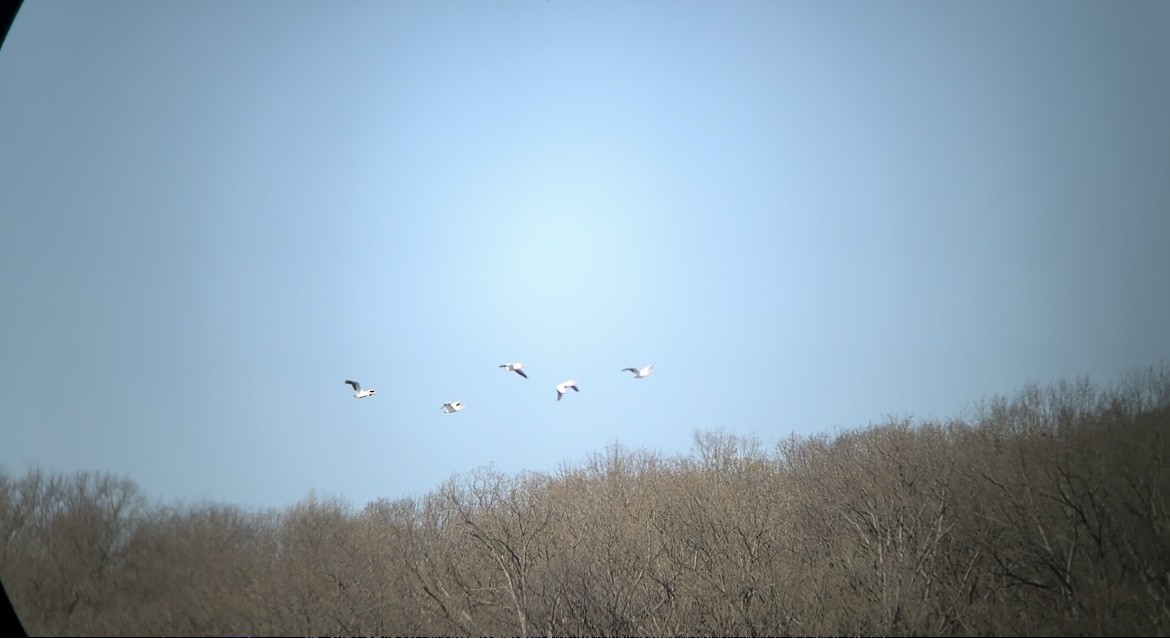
left=2, top=367, right=1167, bottom=636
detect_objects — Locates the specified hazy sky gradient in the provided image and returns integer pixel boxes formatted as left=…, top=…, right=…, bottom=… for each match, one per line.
left=3, top=0, right=1168, bottom=509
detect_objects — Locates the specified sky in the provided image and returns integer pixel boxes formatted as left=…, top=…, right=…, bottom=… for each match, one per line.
left=2, top=0, right=1168, bottom=510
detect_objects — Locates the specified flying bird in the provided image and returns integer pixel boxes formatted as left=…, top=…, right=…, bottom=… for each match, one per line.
left=499, top=362, right=528, bottom=379
left=622, top=364, right=654, bottom=379
left=555, top=380, right=579, bottom=401
left=441, top=401, right=465, bottom=414
left=344, top=380, right=376, bottom=399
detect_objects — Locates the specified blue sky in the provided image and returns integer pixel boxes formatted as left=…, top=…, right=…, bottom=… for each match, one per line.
left=2, top=0, right=1168, bottom=510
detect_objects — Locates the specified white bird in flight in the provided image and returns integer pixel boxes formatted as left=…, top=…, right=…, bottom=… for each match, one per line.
left=441, top=401, right=465, bottom=414
left=555, top=380, right=579, bottom=401
left=344, top=380, right=376, bottom=399
left=622, top=364, right=654, bottom=379
left=499, top=362, right=528, bottom=379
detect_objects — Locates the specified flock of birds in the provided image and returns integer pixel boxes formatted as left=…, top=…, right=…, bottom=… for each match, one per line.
left=342, top=363, right=654, bottom=413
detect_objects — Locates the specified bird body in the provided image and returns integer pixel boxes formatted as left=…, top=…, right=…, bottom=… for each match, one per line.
left=555, top=379, right=579, bottom=401
left=499, top=362, right=528, bottom=378
left=441, top=401, right=465, bottom=414
left=622, top=364, right=654, bottom=379
left=344, top=380, right=376, bottom=398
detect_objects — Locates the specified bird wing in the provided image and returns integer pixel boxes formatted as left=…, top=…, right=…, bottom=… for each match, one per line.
left=345, top=380, right=361, bottom=391
left=570, top=385, right=579, bottom=392
left=622, top=368, right=637, bottom=373
left=515, top=369, right=528, bottom=378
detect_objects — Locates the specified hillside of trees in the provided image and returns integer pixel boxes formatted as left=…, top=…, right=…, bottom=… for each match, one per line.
left=2, top=368, right=1169, bottom=636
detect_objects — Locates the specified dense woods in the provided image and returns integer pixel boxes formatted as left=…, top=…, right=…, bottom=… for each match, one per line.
left=3, top=368, right=1169, bottom=636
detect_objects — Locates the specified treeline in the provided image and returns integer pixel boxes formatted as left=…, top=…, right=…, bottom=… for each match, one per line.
left=3, top=368, right=1169, bottom=636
